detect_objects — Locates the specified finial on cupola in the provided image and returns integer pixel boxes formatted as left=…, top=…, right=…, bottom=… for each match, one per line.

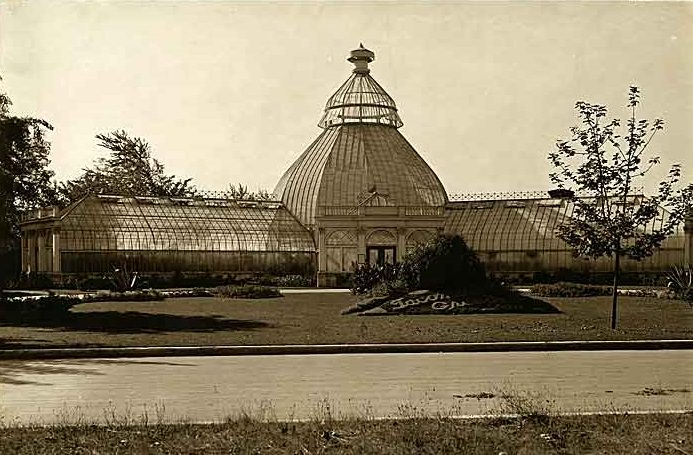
left=348, top=44, right=375, bottom=74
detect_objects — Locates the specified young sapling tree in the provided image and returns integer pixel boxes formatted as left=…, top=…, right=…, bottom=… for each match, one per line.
left=549, top=86, right=693, bottom=329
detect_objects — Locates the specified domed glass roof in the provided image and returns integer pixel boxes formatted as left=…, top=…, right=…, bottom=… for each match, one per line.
left=274, top=45, right=447, bottom=229
left=318, top=45, right=403, bottom=129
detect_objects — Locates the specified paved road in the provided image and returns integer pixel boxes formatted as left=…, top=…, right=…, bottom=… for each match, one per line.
left=1, top=350, right=691, bottom=425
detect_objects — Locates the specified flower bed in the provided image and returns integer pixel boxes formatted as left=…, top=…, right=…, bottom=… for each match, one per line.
left=344, top=289, right=559, bottom=316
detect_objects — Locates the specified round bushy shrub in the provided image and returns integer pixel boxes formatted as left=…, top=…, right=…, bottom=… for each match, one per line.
left=351, top=235, right=490, bottom=296
left=402, top=234, right=487, bottom=294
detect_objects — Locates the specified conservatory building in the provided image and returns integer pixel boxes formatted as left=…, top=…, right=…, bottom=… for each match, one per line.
left=19, top=46, right=693, bottom=285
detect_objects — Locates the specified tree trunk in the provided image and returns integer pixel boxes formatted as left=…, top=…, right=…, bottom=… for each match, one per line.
left=611, top=250, right=620, bottom=330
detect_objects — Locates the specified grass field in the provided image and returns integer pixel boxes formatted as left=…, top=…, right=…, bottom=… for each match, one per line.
left=1, top=292, right=691, bottom=348
left=2, top=412, right=691, bottom=454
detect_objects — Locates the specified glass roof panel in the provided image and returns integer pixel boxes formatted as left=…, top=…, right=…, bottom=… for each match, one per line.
left=59, top=196, right=315, bottom=253
left=445, top=198, right=685, bottom=253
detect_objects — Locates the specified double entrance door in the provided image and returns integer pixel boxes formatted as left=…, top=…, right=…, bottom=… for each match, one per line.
left=366, top=246, right=396, bottom=266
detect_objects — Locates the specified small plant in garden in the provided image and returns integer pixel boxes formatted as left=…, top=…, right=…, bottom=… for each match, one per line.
left=351, top=262, right=406, bottom=296
left=213, top=284, right=282, bottom=299
left=106, top=260, right=139, bottom=292
left=667, top=264, right=693, bottom=305
left=530, top=282, right=612, bottom=298
left=99, top=289, right=164, bottom=302
left=6, top=272, right=54, bottom=290
left=275, top=274, right=313, bottom=288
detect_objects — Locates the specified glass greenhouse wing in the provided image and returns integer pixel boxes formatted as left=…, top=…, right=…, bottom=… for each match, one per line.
left=60, top=196, right=316, bottom=253
left=52, top=195, right=317, bottom=274
left=445, top=197, right=685, bottom=272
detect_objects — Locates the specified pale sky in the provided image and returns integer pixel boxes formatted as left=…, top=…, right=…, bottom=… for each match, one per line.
left=1, top=1, right=691, bottom=196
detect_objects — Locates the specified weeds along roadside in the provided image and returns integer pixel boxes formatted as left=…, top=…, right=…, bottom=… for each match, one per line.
left=1, top=396, right=691, bottom=454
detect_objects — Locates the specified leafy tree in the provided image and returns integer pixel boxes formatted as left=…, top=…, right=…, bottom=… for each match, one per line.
left=0, top=85, right=59, bottom=288
left=60, top=130, right=196, bottom=202
left=227, top=183, right=274, bottom=201
left=549, top=86, right=693, bottom=329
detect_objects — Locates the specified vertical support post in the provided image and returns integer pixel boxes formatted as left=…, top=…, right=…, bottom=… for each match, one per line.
left=397, top=227, right=407, bottom=262
left=684, top=212, right=693, bottom=266
left=37, top=231, right=45, bottom=272
left=357, top=227, right=366, bottom=263
left=27, top=231, right=36, bottom=273
left=317, top=228, right=326, bottom=273
left=316, top=227, right=326, bottom=287
left=52, top=229, right=61, bottom=274
left=21, top=234, right=27, bottom=273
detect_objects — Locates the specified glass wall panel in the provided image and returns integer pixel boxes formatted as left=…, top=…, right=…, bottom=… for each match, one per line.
left=445, top=197, right=685, bottom=273
left=57, top=196, right=316, bottom=274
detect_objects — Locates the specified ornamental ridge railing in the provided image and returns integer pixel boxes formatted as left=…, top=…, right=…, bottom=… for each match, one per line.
left=447, top=187, right=645, bottom=202
left=318, top=206, right=445, bottom=217
left=44, top=188, right=653, bottom=207
left=448, top=191, right=548, bottom=201
left=195, top=190, right=280, bottom=201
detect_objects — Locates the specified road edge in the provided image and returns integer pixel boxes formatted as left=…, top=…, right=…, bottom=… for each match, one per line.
left=2, top=340, right=693, bottom=360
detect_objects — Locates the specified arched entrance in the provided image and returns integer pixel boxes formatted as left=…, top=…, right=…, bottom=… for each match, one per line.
left=366, top=230, right=396, bottom=266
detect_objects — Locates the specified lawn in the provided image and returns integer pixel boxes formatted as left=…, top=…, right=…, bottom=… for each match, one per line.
left=0, top=292, right=691, bottom=348
left=2, top=413, right=692, bottom=454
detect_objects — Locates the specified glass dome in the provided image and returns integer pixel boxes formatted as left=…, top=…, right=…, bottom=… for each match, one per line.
left=318, top=45, right=403, bottom=129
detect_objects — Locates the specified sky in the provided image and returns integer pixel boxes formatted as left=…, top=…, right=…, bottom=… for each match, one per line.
left=1, top=0, right=691, bottom=197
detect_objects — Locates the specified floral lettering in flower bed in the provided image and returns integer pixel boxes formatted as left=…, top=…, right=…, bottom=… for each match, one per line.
left=356, top=291, right=471, bottom=315
left=343, top=288, right=560, bottom=316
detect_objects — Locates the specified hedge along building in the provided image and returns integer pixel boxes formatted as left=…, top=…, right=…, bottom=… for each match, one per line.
left=19, top=45, right=693, bottom=284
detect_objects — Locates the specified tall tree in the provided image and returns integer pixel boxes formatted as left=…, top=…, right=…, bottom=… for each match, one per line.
left=549, top=86, right=693, bottom=329
left=0, top=85, right=59, bottom=287
left=60, top=130, right=196, bottom=202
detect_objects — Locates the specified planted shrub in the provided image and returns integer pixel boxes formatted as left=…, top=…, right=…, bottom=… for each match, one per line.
left=351, top=235, right=491, bottom=297
left=351, top=263, right=405, bottom=296
left=530, top=282, right=612, bottom=298
left=372, top=276, right=410, bottom=298
left=667, top=264, right=693, bottom=304
left=256, top=275, right=279, bottom=286
left=275, top=274, right=314, bottom=288
left=213, top=285, right=282, bottom=299
left=402, top=234, right=487, bottom=294
left=106, top=263, right=140, bottom=292
left=88, top=289, right=165, bottom=302
left=0, top=295, right=76, bottom=321
left=159, top=288, right=213, bottom=298
left=6, top=272, right=54, bottom=290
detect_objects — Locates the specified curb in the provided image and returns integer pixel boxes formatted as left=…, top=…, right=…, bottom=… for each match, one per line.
left=1, top=340, right=692, bottom=360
